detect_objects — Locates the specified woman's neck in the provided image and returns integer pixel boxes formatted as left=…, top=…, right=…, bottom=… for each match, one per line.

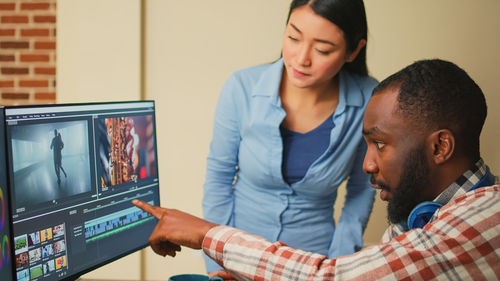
left=279, top=70, right=340, bottom=133
left=280, top=70, right=339, bottom=110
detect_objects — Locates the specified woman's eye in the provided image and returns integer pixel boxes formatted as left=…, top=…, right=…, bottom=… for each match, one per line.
left=375, top=141, right=385, bottom=150
left=288, top=35, right=298, bottom=41
left=316, top=49, right=331, bottom=55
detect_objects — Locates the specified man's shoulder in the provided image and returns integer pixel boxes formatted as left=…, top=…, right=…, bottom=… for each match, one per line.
left=438, top=184, right=500, bottom=219
left=459, top=184, right=500, bottom=200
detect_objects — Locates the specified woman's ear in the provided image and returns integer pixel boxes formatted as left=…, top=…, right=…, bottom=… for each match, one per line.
left=429, top=129, right=455, bottom=164
left=346, top=39, right=366, bottom=62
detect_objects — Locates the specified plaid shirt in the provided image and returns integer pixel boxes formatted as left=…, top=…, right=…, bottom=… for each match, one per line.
left=381, top=158, right=494, bottom=241
left=202, top=160, right=500, bottom=280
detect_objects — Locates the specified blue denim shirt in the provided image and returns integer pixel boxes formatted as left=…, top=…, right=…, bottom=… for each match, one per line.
left=202, top=59, right=377, bottom=272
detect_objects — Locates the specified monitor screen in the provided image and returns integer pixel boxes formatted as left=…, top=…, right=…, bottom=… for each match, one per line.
left=3, top=101, right=160, bottom=281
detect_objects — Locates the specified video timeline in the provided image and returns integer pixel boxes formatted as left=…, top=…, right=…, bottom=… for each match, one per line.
left=84, top=203, right=154, bottom=242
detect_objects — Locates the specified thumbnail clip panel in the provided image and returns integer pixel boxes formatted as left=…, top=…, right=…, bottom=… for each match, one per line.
left=14, top=223, right=68, bottom=281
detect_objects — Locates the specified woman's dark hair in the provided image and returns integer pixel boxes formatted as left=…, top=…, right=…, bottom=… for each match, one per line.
left=287, top=0, right=368, bottom=76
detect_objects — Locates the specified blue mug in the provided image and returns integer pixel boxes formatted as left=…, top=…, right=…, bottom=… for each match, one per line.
left=168, top=274, right=224, bottom=281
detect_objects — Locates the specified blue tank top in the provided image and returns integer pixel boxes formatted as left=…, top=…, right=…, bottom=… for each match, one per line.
left=280, top=115, right=334, bottom=184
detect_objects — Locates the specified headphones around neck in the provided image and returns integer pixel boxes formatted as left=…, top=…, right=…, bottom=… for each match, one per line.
left=407, top=168, right=494, bottom=230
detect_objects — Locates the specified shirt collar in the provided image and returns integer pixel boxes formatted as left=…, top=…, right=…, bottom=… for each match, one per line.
left=433, top=158, right=488, bottom=205
left=251, top=58, right=365, bottom=110
left=388, top=158, right=490, bottom=236
left=251, top=59, right=284, bottom=106
left=340, top=70, right=364, bottom=108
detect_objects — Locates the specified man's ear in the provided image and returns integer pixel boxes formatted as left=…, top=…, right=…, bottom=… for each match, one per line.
left=429, top=129, right=455, bottom=164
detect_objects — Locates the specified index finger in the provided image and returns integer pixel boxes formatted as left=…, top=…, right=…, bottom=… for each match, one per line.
left=132, top=199, right=163, bottom=219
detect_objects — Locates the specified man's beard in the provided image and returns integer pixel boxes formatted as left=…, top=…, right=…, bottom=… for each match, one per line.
left=374, top=145, right=431, bottom=224
left=388, top=145, right=431, bottom=224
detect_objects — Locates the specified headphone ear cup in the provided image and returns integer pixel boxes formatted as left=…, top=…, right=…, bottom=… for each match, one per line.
left=407, top=201, right=443, bottom=229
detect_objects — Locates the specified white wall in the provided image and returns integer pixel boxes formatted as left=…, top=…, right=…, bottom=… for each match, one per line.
left=57, top=0, right=143, bottom=280
left=57, top=0, right=141, bottom=104
left=145, top=1, right=500, bottom=278
left=365, top=0, right=500, bottom=173
left=143, top=1, right=290, bottom=279
left=57, top=0, right=500, bottom=280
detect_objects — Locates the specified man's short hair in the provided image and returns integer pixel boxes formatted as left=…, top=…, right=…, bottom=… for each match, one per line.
left=373, top=59, right=487, bottom=159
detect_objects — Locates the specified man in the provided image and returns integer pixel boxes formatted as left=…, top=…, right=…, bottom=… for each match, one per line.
left=50, top=129, right=67, bottom=184
left=133, top=59, right=500, bottom=280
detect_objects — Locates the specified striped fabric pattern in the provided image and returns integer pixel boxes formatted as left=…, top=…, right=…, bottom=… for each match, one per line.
left=381, top=158, right=493, bottom=241
left=203, top=184, right=500, bottom=280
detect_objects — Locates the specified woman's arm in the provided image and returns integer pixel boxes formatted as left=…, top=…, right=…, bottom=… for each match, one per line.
left=202, top=74, right=243, bottom=272
left=329, top=141, right=375, bottom=257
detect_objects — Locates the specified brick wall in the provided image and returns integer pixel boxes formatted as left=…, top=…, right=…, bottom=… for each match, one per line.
left=0, top=0, right=56, bottom=105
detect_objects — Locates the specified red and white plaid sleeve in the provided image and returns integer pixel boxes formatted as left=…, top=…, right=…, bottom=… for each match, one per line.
left=203, top=185, right=500, bottom=280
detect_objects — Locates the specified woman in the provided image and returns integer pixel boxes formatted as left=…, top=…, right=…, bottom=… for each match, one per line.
left=203, top=0, right=376, bottom=277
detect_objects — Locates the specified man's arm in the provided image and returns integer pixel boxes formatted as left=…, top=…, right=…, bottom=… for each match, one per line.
left=133, top=186, right=500, bottom=281
left=201, top=186, right=500, bottom=280
left=133, top=200, right=339, bottom=279
left=202, top=226, right=337, bottom=280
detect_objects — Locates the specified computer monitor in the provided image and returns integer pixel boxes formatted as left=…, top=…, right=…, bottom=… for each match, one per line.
left=0, top=110, right=15, bottom=281
left=3, top=101, right=161, bottom=281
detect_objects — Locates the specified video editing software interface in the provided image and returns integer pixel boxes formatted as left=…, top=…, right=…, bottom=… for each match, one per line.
left=4, top=101, right=160, bottom=281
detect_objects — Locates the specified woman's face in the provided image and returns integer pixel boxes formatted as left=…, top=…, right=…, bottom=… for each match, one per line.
left=282, top=5, right=356, bottom=89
